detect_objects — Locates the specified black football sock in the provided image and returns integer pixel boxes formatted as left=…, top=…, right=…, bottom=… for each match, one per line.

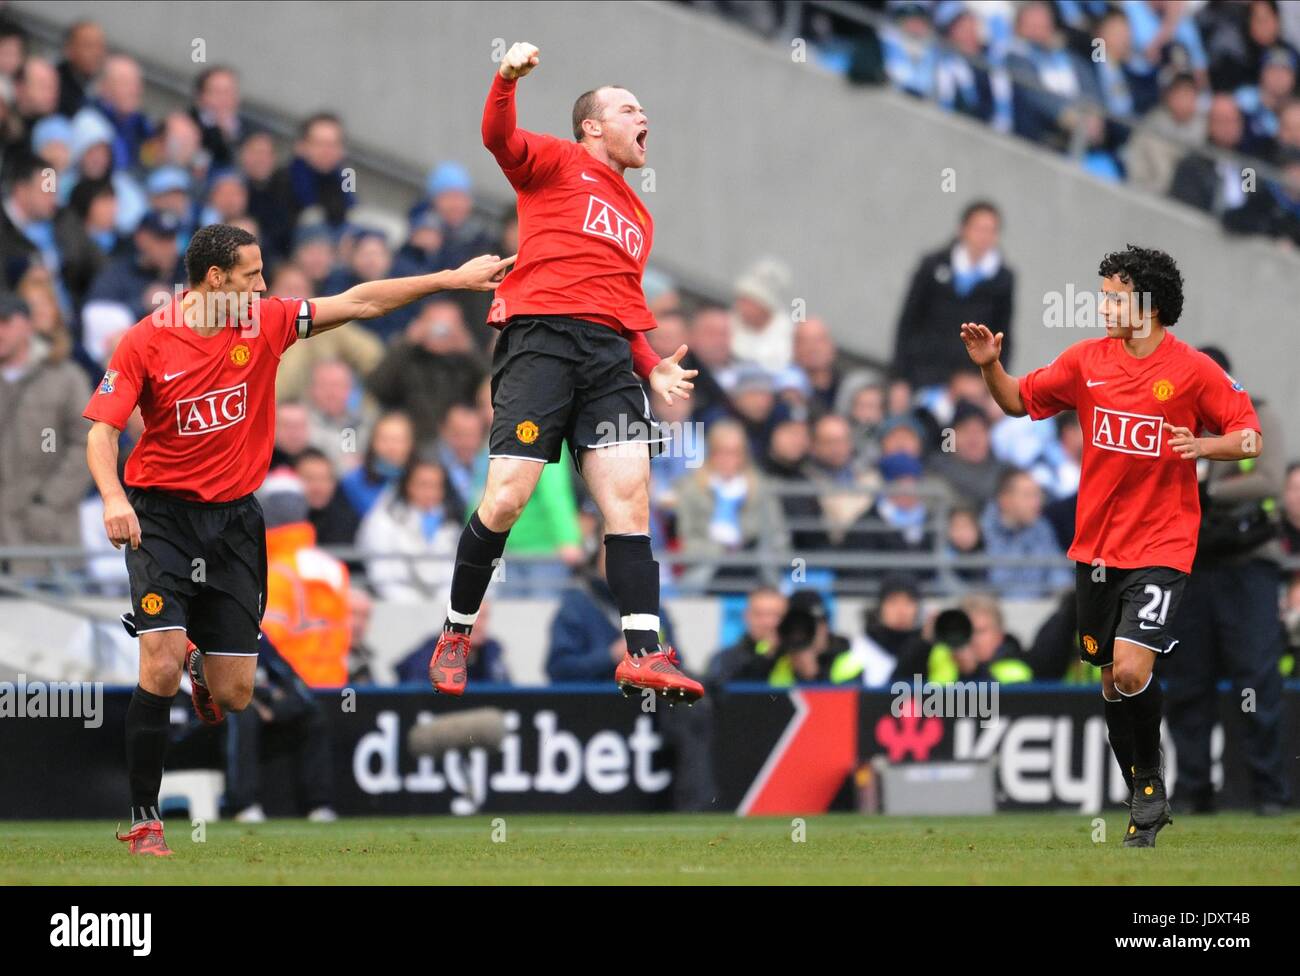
left=445, top=511, right=511, bottom=634
left=1123, top=674, right=1165, bottom=772
left=1103, top=692, right=1135, bottom=794
left=126, top=685, right=172, bottom=824
left=604, top=533, right=660, bottom=657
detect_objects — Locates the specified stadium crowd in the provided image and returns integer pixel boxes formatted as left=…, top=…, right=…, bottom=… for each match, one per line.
left=693, top=0, right=1300, bottom=247
left=0, top=12, right=1294, bottom=708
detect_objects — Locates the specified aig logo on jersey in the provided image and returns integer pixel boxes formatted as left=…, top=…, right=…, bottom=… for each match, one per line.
left=582, top=195, right=643, bottom=258
left=175, top=383, right=248, bottom=436
left=1092, top=406, right=1163, bottom=457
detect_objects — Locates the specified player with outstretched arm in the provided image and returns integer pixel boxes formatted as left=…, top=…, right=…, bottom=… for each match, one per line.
left=84, top=223, right=510, bottom=855
left=961, top=245, right=1262, bottom=846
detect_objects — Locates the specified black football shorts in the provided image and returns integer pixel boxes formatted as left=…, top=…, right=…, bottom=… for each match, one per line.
left=1074, top=562, right=1188, bottom=666
left=488, top=315, right=666, bottom=464
left=124, top=487, right=268, bottom=655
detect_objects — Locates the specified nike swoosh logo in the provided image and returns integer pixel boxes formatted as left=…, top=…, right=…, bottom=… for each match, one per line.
left=1139, top=622, right=1159, bottom=630
left=580, top=172, right=599, bottom=182
left=163, top=371, right=187, bottom=381
left=1086, top=380, right=1106, bottom=387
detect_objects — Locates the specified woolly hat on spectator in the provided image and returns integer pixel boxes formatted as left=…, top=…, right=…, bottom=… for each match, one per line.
left=879, top=413, right=925, bottom=441
left=137, top=209, right=181, bottom=238
left=773, top=365, right=812, bottom=397
left=729, top=364, right=775, bottom=394
left=147, top=165, right=191, bottom=197
left=951, top=398, right=989, bottom=428
left=206, top=166, right=246, bottom=190
left=733, top=257, right=791, bottom=313
left=69, top=107, right=116, bottom=165
left=642, top=266, right=676, bottom=305
left=1263, top=46, right=1297, bottom=73
left=879, top=572, right=921, bottom=603
left=879, top=451, right=924, bottom=482
left=427, top=161, right=472, bottom=197
left=0, top=294, right=31, bottom=320
left=32, top=115, right=73, bottom=155
left=411, top=209, right=447, bottom=233
left=258, top=469, right=310, bottom=528
left=293, top=223, right=335, bottom=249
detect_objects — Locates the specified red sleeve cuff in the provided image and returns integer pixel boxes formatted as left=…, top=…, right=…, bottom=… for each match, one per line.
left=627, top=330, right=660, bottom=380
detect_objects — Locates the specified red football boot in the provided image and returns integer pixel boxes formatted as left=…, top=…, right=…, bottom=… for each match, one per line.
left=115, top=820, right=173, bottom=856
left=429, top=629, right=471, bottom=696
left=615, top=646, right=704, bottom=703
left=185, top=642, right=224, bottom=725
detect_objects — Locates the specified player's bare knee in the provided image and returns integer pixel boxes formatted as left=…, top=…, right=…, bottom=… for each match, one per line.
left=1112, top=660, right=1147, bottom=696
left=601, top=482, right=649, bottom=534
left=138, top=639, right=185, bottom=694
left=480, top=489, right=527, bottom=530
left=140, top=659, right=183, bottom=695
left=1100, top=669, right=1118, bottom=700
left=215, top=681, right=254, bottom=713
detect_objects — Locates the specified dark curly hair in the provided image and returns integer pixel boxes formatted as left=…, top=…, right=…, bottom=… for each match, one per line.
left=185, top=223, right=258, bottom=285
left=1097, top=244, right=1183, bottom=327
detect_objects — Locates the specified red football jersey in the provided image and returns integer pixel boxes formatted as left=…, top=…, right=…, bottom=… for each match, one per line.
left=83, top=295, right=314, bottom=503
left=482, top=74, right=660, bottom=378
left=1019, top=332, right=1260, bottom=573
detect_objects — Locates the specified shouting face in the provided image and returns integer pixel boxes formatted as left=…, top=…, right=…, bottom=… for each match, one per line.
left=584, top=87, right=648, bottom=170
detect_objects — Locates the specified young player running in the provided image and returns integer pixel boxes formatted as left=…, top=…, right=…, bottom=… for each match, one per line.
left=426, top=42, right=703, bottom=703
left=961, top=245, right=1262, bottom=846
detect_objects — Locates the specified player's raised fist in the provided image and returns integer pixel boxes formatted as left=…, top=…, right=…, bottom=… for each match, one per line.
left=959, top=322, right=1003, bottom=367
left=499, top=42, right=540, bottom=80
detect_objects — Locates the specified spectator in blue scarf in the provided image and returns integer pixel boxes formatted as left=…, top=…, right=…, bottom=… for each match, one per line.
left=267, top=112, right=356, bottom=255
left=935, top=6, right=1013, bottom=131
left=1235, top=46, right=1297, bottom=159
left=340, top=410, right=415, bottom=519
left=358, top=456, right=463, bottom=603
left=89, top=55, right=154, bottom=170
left=881, top=3, right=940, bottom=99
left=893, top=200, right=1015, bottom=389
left=0, top=150, right=59, bottom=283
left=674, top=418, right=788, bottom=591
left=1006, top=1, right=1102, bottom=150
left=1119, top=0, right=1208, bottom=90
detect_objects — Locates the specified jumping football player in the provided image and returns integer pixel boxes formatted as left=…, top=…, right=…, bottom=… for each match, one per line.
left=425, top=42, right=704, bottom=702
left=85, top=223, right=510, bottom=855
left=961, top=245, right=1262, bottom=847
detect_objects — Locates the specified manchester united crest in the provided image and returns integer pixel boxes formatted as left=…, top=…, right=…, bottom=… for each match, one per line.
left=515, top=420, right=539, bottom=445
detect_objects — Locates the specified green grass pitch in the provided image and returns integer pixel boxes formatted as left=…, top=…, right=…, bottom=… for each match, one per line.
left=3, top=813, right=1297, bottom=885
